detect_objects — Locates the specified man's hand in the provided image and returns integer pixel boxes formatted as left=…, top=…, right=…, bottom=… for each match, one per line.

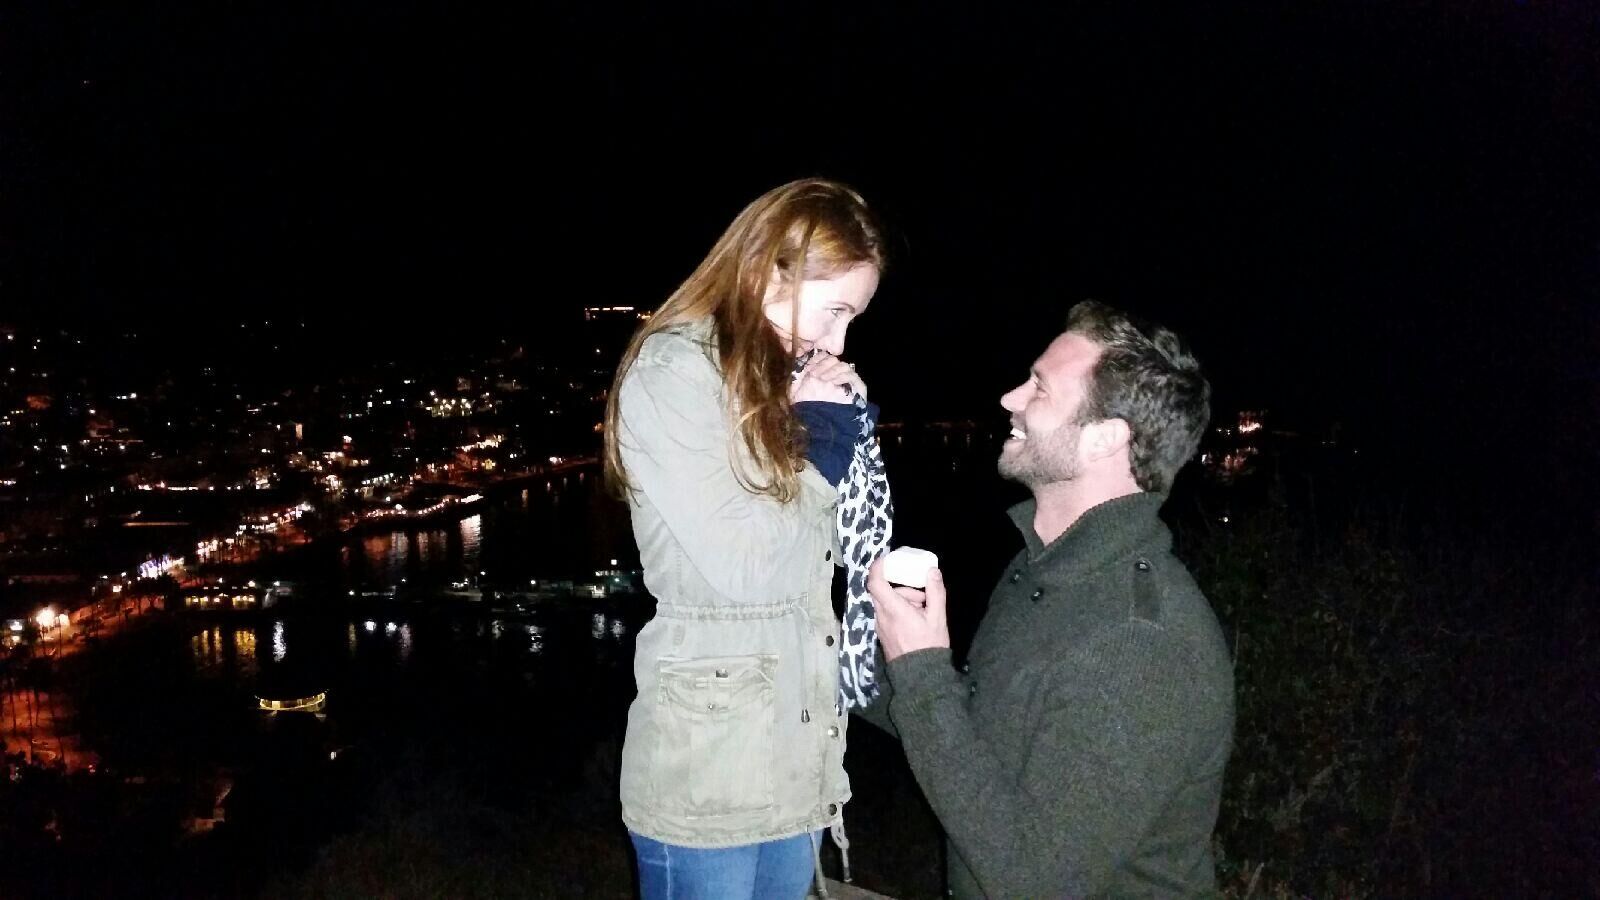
left=868, top=557, right=950, bottom=661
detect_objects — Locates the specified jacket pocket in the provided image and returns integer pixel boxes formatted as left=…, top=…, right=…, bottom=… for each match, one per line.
left=654, top=653, right=778, bottom=817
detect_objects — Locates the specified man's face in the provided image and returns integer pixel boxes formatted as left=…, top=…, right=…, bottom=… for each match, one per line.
left=998, top=332, right=1102, bottom=488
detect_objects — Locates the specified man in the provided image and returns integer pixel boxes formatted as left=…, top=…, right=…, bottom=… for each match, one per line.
left=861, top=301, right=1234, bottom=898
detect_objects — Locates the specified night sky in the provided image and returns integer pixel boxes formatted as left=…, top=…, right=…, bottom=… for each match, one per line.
left=5, top=2, right=1598, bottom=497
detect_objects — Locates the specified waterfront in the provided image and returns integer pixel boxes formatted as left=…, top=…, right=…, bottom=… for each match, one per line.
left=0, top=427, right=1010, bottom=896
left=2, top=423, right=1592, bottom=898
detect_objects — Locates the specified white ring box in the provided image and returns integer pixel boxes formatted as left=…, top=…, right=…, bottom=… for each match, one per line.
left=883, top=546, right=938, bottom=588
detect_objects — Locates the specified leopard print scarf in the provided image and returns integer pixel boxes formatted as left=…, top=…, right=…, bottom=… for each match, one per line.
left=794, top=353, right=894, bottom=710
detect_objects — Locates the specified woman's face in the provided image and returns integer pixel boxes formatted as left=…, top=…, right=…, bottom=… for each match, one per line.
left=762, top=264, right=880, bottom=356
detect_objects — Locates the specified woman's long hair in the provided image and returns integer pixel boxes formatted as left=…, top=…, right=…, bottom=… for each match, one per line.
left=604, top=178, right=884, bottom=502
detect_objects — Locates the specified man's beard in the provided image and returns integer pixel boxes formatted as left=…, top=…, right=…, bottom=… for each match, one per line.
left=998, top=419, right=1082, bottom=488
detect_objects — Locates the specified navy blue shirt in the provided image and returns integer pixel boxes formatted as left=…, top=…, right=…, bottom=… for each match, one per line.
left=795, top=400, right=876, bottom=486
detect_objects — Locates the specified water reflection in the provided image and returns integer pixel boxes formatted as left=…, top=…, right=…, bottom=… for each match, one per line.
left=235, top=628, right=258, bottom=677
left=459, top=514, right=482, bottom=568
left=349, top=513, right=486, bottom=589
left=190, top=625, right=260, bottom=679
left=188, top=608, right=635, bottom=687
left=190, top=627, right=215, bottom=669
left=360, top=533, right=398, bottom=585
left=179, top=476, right=649, bottom=685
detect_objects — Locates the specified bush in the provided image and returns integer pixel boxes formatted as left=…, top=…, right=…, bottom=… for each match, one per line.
left=1184, top=494, right=1599, bottom=896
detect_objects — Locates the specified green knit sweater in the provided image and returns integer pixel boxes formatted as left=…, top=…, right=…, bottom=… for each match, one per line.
left=863, top=492, right=1234, bottom=898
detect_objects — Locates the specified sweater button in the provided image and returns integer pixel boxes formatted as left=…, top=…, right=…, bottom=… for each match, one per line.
left=968, top=681, right=978, bottom=697
left=825, top=634, right=835, bottom=647
left=827, top=803, right=839, bottom=816
left=1009, top=571, right=1021, bottom=584
left=827, top=725, right=840, bottom=739
left=825, top=550, right=832, bottom=562
left=1030, top=588, right=1044, bottom=602
left=959, top=662, right=971, bottom=674
left=1136, top=558, right=1151, bottom=572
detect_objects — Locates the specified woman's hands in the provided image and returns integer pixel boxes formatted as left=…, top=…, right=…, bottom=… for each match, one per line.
left=790, top=352, right=866, bottom=404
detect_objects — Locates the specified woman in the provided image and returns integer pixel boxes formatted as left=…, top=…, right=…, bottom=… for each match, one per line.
left=604, top=178, right=888, bottom=899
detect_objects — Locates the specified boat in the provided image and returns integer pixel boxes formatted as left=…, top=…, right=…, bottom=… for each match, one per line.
left=257, top=691, right=327, bottom=713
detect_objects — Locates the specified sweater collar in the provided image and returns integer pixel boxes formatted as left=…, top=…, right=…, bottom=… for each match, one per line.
left=1006, top=491, right=1170, bottom=573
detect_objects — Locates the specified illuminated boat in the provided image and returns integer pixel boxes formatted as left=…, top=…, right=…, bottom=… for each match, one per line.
left=257, top=691, right=327, bottom=713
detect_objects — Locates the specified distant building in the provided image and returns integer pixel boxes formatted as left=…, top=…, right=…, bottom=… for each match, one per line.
left=182, top=587, right=260, bottom=611
left=582, top=306, right=649, bottom=363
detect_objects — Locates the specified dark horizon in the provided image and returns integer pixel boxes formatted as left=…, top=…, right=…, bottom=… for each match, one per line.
left=5, top=1, right=1597, bottom=499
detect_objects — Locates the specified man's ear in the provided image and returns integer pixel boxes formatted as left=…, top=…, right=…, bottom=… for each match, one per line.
left=1084, top=417, right=1132, bottom=462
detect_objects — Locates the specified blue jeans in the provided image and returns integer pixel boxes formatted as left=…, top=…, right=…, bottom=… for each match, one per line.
left=629, top=830, right=819, bottom=900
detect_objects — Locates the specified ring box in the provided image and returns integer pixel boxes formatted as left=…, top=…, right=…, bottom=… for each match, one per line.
left=883, top=546, right=938, bottom=588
